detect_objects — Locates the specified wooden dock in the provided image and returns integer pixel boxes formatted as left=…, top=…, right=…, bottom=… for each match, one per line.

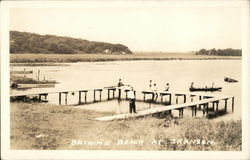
left=10, top=87, right=235, bottom=120
left=94, top=96, right=234, bottom=121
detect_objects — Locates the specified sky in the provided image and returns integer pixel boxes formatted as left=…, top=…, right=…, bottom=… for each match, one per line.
left=10, top=3, right=242, bottom=52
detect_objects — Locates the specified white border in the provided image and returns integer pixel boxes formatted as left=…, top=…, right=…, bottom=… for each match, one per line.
left=1, top=1, right=250, bottom=159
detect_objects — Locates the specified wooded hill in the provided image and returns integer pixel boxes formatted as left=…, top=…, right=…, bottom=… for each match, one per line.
left=10, top=31, right=132, bottom=54
left=195, top=48, right=242, bottom=56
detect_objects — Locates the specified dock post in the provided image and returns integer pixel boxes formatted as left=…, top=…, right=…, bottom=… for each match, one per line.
left=194, top=105, right=197, bottom=116
left=38, top=94, right=41, bottom=102
left=99, top=90, right=102, bottom=101
left=206, top=103, right=209, bottom=114
left=176, top=96, right=178, bottom=104
left=160, top=95, right=163, bottom=103
left=199, top=96, right=202, bottom=110
left=107, top=90, right=110, bottom=100
left=202, top=104, right=206, bottom=117
left=183, top=95, right=186, bottom=103
left=191, top=106, right=195, bottom=117
left=113, top=89, right=115, bottom=99
left=79, top=91, right=81, bottom=105
left=93, top=90, right=96, bottom=102
left=212, top=102, right=215, bottom=111
left=179, top=108, right=183, bottom=118
left=65, top=92, right=68, bottom=105
left=190, top=95, right=194, bottom=102
left=216, top=101, right=219, bottom=114
left=125, top=91, right=128, bottom=100
left=169, top=94, right=172, bottom=105
left=224, top=99, right=228, bottom=112
left=232, top=97, right=234, bottom=112
left=59, top=92, right=61, bottom=105
left=143, top=93, right=146, bottom=102
left=85, top=92, right=87, bottom=103
left=44, top=94, right=47, bottom=101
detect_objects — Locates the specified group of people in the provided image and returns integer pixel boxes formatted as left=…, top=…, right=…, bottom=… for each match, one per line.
left=149, top=80, right=170, bottom=102
left=116, top=79, right=170, bottom=114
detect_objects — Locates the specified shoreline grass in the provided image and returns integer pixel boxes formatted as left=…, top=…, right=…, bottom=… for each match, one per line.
left=10, top=53, right=241, bottom=63
left=10, top=102, right=242, bottom=150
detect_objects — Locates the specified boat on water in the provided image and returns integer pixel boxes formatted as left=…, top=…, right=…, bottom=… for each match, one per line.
left=189, top=87, right=222, bottom=92
left=224, top=77, right=238, bottom=83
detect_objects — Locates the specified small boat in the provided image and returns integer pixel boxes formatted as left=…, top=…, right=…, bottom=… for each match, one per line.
left=224, top=77, right=238, bottom=83
left=189, top=87, right=222, bottom=92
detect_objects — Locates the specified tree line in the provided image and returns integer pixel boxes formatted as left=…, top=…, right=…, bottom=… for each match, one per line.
left=195, top=48, right=242, bottom=56
left=10, top=31, right=132, bottom=54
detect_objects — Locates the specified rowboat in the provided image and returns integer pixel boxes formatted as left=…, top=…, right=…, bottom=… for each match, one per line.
left=189, top=87, right=222, bottom=92
left=224, top=77, right=238, bottom=83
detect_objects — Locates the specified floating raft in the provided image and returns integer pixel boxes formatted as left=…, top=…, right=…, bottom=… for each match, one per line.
left=10, top=70, right=33, bottom=74
left=17, top=83, right=55, bottom=89
left=94, top=96, right=233, bottom=121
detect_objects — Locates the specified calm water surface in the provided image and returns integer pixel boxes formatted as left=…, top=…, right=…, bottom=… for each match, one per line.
left=11, top=60, right=242, bottom=120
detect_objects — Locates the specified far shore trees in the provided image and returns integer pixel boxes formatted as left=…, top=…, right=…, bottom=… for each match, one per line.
left=196, top=48, right=242, bottom=56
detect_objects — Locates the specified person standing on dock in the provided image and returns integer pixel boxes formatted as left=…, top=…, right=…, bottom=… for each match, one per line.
left=152, top=83, right=158, bottom=102
left=128, top=86, right=137, bottom=113
left=190, top=82, right=194, bottom=88
left=117, top=79, right=124, bottom=100
left=149, top=80, right=152, bottom=90
left=165, top=83, right=170, bottom=91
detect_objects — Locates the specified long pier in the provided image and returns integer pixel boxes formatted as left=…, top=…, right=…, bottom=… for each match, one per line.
left=94, top=96, right=234, bottom=121
left=10, top=87, right=235, bottom=120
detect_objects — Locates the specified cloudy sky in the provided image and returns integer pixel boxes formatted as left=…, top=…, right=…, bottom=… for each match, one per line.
left=10, top=2, right=242, bottom=52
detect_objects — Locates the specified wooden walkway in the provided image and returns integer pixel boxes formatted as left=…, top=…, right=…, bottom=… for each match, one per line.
left=94, top=96, right=234, bottom=121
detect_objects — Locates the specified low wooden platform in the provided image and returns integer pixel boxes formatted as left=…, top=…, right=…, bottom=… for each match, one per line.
left=94, top=96, right=233, bottom=121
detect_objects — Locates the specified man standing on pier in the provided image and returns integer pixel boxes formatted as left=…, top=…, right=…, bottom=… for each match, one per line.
left=128, top=86, right=137, bottom=114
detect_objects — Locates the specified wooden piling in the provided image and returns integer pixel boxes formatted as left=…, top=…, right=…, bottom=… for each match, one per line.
left=179, top=108, right=184, bottom=118
left=79, top=91, right=81, bottom=104
left=65, top=92, right=68, bottom=105
left=224, top=98, right=228, bottom=112
left=84, top=91, right=87, bottom=103
left=107, top=90, right=110, bottom=100
left=199, top=96, right=202, bottom=110
left=113, top=89, right=115, bottom=98
left=212, top=102, right=215, bottom=111
left=169, top=94, right=172, bottom=105
left=59, top=92, right=61, bottom=105
left=231, top=97, right=234, bottom=112
left=38, top=94, right=41, bottom=102
left=183, top=95, right=186, bottom=103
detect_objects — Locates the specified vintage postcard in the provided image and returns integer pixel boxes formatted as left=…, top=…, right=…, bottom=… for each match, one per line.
left=1, top=0, right=250, bottom=159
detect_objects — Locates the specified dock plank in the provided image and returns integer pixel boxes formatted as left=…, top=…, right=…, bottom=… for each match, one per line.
left=94, top=96, right=233, bottom=121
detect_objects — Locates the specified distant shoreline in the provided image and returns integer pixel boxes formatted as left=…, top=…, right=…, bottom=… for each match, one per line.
left=10, top=53, right=241, bottom=65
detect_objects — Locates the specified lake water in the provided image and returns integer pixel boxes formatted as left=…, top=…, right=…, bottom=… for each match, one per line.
left=11, top=60, right=242, bottom=120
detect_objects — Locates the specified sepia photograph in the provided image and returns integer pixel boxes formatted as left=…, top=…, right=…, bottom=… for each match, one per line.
left=1, top=0, right=250, bottom=159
